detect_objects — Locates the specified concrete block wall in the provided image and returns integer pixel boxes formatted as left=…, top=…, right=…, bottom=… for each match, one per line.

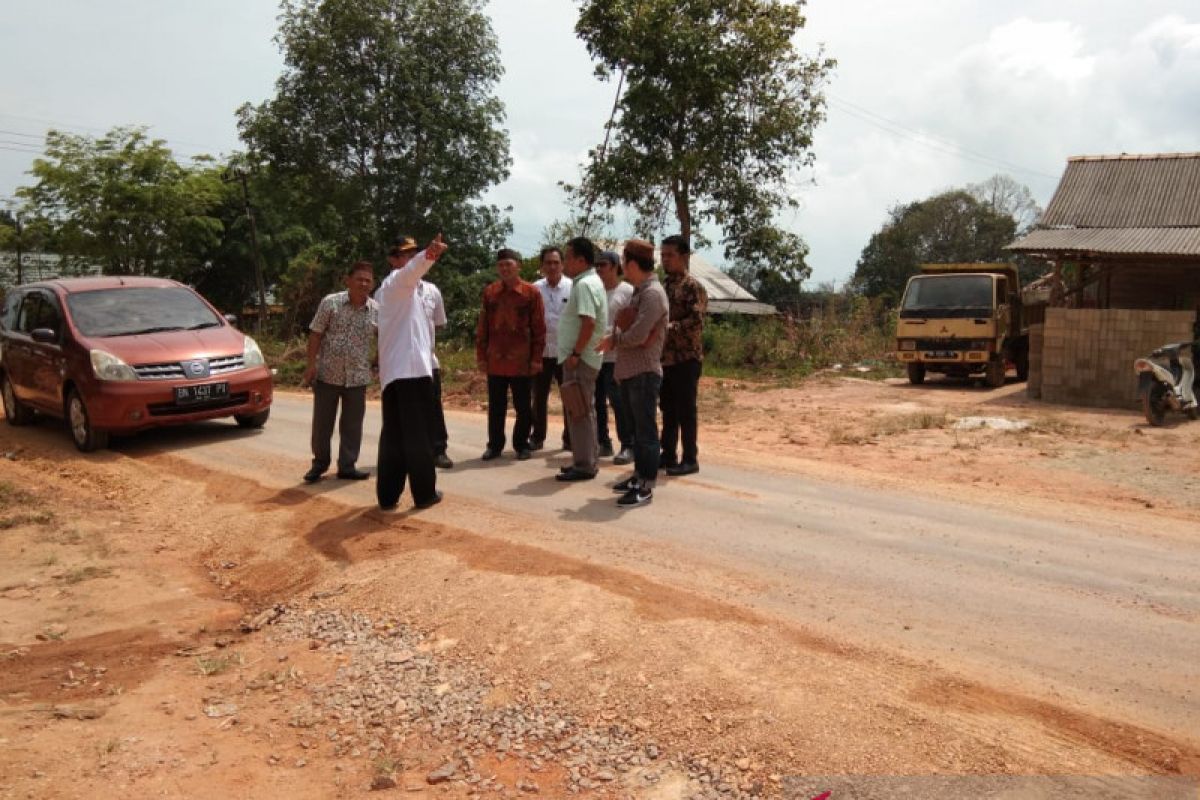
left=1038, top=308, right=1195, bottom=408
left=1026, top=323, right=1043, bottom=399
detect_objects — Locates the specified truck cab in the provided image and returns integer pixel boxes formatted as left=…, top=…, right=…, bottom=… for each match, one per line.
left=894, top=263, right=1028, bottom=388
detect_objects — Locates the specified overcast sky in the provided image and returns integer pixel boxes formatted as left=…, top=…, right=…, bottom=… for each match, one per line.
left=2, top=1, right=1198, bottom=287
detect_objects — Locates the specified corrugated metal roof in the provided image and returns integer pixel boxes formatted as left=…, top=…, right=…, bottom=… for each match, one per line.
left=1041, top=153, right=1200, bottom=227
left=599, top=240, right=776, bottom=314
left=1007, top=227, right=1200, bottom=257
left=707, top=299, right=778, bottom=315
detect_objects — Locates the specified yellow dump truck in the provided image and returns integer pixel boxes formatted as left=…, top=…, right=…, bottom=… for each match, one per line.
left=894, top=263, right=1028, bottom=388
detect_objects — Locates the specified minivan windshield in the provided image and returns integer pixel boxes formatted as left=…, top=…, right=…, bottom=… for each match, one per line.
left=65, top=287, right=223, bottom=337
left=900, top=275, right=993, bottom=318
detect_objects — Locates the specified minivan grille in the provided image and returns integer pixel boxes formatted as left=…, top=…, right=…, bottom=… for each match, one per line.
left=133, top=354, right=245, bottom=380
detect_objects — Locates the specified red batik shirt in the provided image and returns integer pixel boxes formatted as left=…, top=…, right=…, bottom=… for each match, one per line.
left=476, top=280, right=546, bottom=377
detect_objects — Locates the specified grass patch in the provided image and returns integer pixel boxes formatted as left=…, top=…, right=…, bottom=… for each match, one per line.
left=872, top=411, right=949, bottom=436
left=1021, top=416, right=1079, bottom=437
left=0, top=511, right=55, bottom=530
left=195, top=653, right=243, bottom=677
left=827, top=411, right=949, bottom=445
left=0, top=481, right=33, bottom=512
left=62, top=565, right=114, bottom=585
left=826, top=426, right=870, bottom=446
left=373, top=755, right=399, bottom=776
left=50, top=528, right=84, bottom=545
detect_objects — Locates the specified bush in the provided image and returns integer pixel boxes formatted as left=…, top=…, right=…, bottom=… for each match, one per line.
left=704, top=294, right=895, bottom=377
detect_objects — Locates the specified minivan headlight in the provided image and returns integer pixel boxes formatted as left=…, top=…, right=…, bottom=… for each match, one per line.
left=90, top=349, right=138, bottom=381
left=243, top=335, right=266, bottom=367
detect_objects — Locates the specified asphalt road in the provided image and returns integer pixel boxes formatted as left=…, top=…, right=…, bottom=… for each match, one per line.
left=112, top=391, right=1200, bottom=744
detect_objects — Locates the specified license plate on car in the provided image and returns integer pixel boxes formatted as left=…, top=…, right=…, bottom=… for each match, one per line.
left=175, top=382, right=229, bottom=405
left=925, top=351, right=960, bottom=359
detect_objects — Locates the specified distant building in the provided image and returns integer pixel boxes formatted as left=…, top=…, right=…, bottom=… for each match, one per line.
left=0, top=252, right=103, bottom=289
left=600, top=241, right=776, bottom=316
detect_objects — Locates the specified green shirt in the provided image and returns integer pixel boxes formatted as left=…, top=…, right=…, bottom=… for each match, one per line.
left=557, top=267, right=608, bottom=370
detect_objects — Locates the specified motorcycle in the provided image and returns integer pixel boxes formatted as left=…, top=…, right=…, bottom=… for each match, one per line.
left=1134, top=341, right=1198, bottom=426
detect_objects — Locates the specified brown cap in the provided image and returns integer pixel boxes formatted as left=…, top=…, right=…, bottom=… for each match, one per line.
left=389, top=236, right=419, bottom=256
left=623, top=238, right=654, bottom=267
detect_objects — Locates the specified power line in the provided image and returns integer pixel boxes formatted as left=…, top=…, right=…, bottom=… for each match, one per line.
left=825, top=93, right=1060, bottom=182
left=0, top=112, right=231, bottom=157
left=0, top=145, right=43, bottom=155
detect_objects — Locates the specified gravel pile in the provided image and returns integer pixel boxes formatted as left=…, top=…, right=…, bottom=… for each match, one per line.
left=267, top=607, right=771, bottom=798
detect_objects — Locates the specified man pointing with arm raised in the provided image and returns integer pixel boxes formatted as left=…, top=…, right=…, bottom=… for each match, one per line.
left=376, top=233, right=449, bottom=512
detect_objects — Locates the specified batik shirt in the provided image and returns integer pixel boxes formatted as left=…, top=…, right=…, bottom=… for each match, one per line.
left=662, top=271, right=708, bottom=366
left=309, top=291, right=378, bottom=387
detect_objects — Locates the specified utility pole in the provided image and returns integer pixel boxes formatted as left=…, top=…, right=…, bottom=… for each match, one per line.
left=13, top=214, right=23, bottom=286
left=224, top=168, right=269, bottom=334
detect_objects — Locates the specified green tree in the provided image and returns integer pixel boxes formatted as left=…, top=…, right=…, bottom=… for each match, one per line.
left=18, top=127, right=224, bottom=278
left=572, top=0, right=834, bottom=278
left=850, top=190, right=1018, bottom=303
left=236, top=0, right=512, bottom=324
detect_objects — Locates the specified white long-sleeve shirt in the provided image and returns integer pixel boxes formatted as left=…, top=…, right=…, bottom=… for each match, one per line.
left=534, top=275, right=572, bottom=358
left=376, top=250, right=436, bottom=387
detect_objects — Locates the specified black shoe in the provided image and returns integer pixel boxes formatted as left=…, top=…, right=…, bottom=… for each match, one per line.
left=435, top=453, right=454, bottom=469
left=528, top=440, right=544, bottom=451
left=378, top=501, right=398, bottom=512
left=303, top=467, right=326, bottom=483
left=559, top=464, right=575, bottom=474
left=612, top=476, right=641, bottom=494
left=659, top=462, right=679, bottom=472
left=617, top=486, right=653, bottom=507
left=555, top=468, right=596, bottom=482
left=612, top=448, right=634, bottom=465
left=516, top=449, right=532, bottom=461
left=666, top=462, right=699, bottom=476
left=337, top=468, right=371, bottom=480
left=598, top=443, right=614, bottom=458
left=414, top=491, right=443, bottom=509
left=481, top=448, right=501, bottom=461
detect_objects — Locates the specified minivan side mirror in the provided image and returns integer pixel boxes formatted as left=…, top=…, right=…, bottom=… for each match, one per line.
left=224, top=313, right=238, bottom=326
left=31, top=328, right=58, bottom=344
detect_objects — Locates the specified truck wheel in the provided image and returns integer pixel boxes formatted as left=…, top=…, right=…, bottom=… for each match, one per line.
left=906, top=363, right=926, bottom=385
left=2, top=374, right=34, bottom=426
left=67, top=389, right=109, bottom=452
left=1015, top=349, right=1029, bottom=382
left=235, top=408, right=270, bottom=429
left=984, top=358, right=1006, bottom=388
left=1143, top=384, right=1169, bottom=426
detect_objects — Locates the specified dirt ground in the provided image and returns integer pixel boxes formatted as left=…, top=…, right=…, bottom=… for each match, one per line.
left=1, top=373, right=1198, bottom=799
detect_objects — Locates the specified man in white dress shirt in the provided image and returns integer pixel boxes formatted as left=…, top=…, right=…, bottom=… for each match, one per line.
left=376, top=233, right=448, bottom=511
left=531, top=246, right=573, bottom=451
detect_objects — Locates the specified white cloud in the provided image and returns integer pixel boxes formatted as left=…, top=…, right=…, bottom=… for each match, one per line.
left=957, top=19, right=1096, bottom=84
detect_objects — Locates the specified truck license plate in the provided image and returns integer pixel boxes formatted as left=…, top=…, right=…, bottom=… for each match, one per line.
left=925, top=351, right=959, bottom=359
left=175, top=382, right=229, bottom=405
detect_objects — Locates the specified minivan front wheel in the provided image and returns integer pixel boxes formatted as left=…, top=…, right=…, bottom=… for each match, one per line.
left=2, top=374, right=34, bottom=425
left=234, top=408, right=270, bottom=429
left=67, top=389, right=109, bottom=452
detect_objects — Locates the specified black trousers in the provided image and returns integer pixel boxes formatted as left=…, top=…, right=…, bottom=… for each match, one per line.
left=486, top=374, right=532, bottom=452
left=430, top=368, right=449, bottom=456
left=532, top=356, right=569, bottom=447
left=310, top=380, right=366, bottom=473
left=377, top=377, right=438, bottom=508
left=660, top=359, right=702, bottom=465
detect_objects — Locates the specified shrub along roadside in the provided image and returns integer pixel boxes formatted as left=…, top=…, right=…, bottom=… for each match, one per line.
left=259, top=296, right=897, bottom=399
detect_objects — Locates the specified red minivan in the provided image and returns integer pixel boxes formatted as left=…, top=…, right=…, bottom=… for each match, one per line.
left=0, top=276, right=273, bottom=451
